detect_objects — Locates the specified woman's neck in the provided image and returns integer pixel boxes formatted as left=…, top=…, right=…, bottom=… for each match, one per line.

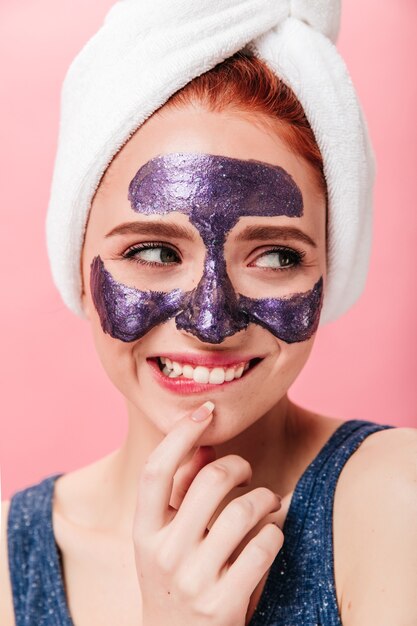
left=91, top=395, right=315, bottom=538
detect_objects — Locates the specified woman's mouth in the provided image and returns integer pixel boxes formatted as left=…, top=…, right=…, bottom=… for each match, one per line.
left=147, top=355, right=263, bottom=394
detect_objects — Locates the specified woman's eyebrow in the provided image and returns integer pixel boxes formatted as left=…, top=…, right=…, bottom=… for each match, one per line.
left=234, top=225, right=317, bottom=248
left=105, top=220, right=195, bottom=240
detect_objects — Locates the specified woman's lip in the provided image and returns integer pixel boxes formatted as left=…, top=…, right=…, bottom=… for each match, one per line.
left=146, top=352, right=265, bottom=368
left=147, top=357, right=262, bottom=395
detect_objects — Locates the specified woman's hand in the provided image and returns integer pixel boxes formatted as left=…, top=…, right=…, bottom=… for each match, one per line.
left=133, top=401, right=284, bottom=626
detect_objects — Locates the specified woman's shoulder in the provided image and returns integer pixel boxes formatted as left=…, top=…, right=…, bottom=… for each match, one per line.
left=336, top=422, right=416, bottom=489
left=333, top=423, right=417, bottom=625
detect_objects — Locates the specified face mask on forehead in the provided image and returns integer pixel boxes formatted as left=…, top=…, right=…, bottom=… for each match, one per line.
left=90, top=152, right=324, bottom=344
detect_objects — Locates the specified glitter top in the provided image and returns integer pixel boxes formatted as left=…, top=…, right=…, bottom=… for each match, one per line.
left=7, top=419, right=395, bottom=625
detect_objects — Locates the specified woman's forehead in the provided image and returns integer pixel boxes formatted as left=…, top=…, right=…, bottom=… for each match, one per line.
left=96, top=107, right=315, bottom=200
left=90, top=147, right=325, bottom=246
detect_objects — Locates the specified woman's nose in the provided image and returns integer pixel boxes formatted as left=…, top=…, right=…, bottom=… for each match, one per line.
left=174, top=257, right=248, bottom=344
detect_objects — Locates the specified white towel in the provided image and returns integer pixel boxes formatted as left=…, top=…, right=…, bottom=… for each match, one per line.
left=46, top=0, right=374, bottom=326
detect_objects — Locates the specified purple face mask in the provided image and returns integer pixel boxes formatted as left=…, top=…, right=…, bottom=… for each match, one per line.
left=90, top=153, right=323, bottom=344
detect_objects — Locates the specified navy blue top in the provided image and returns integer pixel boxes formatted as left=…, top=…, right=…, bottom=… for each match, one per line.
left=7, top=419, right=395, bottom=625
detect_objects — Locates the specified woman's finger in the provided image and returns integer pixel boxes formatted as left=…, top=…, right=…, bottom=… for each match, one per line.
left=169, top=445, right=217, bottom=511
left=167, top=454, right=253, bottom=548
left=221, top=522, right=284, bottom=600
left=134, top=401, right=215, bottom=536
left=193, top=487, right=281, bottom=581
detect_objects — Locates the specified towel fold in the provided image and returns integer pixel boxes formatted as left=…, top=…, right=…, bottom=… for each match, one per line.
left=46, top=0, right=374, bottom=326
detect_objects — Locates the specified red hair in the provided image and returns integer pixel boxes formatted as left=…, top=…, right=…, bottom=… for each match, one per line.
left=164, top=50, right=326, bottom=194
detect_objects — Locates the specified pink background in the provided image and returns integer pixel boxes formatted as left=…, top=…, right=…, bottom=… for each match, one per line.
left=1, top=0, right=416, bottom=500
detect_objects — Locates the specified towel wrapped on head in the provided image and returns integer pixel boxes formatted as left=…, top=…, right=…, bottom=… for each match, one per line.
left=46, top=0, right=374, bottom=326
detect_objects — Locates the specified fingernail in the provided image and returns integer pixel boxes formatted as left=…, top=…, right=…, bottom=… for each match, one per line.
left=191, top=401, right=215, bottom=422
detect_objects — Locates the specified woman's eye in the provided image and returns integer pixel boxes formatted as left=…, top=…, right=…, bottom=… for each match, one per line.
left=251, top=248, right=303, bottom=270
left=123, top=244, right=181, bottom=266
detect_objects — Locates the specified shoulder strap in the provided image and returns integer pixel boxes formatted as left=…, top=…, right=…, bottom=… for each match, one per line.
left=248, top=419, right=396, bottom=626
left=298, top=419, right=395, bottom=623
left=7, top=473, right=70, bottom=626
left=287, top=420, right=394, bottom=559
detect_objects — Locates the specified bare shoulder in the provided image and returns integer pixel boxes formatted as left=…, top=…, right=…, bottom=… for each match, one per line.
left=333, top=425, right=417, bottom=625
left=336, top=424, right=417, bottom=497
left=0, top=500, right=16, bottom=626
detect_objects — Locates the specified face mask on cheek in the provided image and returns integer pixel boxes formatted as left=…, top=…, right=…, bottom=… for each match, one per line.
left=90, top=153, right=324, bottom=344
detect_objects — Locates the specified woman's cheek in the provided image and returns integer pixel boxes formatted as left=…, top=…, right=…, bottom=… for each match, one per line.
left=89, top=316, right=137, bottom=397
left=279, top=335, right=317, bottom=386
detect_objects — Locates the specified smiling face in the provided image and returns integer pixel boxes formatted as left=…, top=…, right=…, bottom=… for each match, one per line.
left=81, top=105, right=327, bottom=441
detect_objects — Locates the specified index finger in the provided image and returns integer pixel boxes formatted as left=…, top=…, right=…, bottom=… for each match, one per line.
left=134, top=401, right=215, bottom=534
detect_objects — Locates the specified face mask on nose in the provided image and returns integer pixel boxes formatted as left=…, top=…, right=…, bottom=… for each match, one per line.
left=90, top=153, right=323, bottom=344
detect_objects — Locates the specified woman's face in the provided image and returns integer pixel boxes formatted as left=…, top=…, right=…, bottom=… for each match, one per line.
left=81, top=104, right=326, bottom=443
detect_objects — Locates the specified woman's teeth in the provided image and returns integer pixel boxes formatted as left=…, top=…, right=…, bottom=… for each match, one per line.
left=159, top=357, right=251, bottom=384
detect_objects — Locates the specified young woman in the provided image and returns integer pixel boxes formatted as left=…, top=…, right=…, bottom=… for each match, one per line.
left=1, top=5, right=416, bottom=626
